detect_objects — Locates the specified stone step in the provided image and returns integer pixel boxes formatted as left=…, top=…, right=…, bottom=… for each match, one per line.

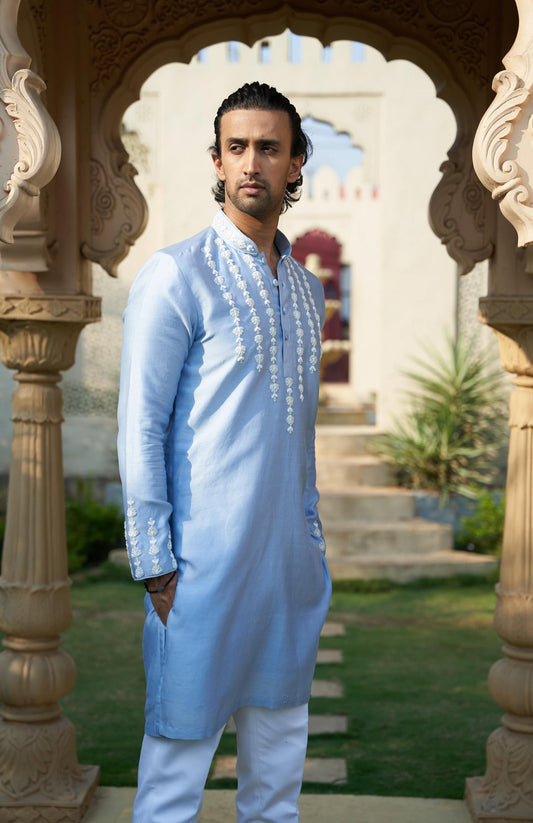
left=319, top=485, right=415, bottom=521
left=316, top=405, right=371, bottom=426
left=225, top=713, right=348, bottom=735
left=324, top=518, right=453, bottom=557
left=315, top=424, right=383, bottom=457
left=326, top=551, right=499, bottom=584
left=82, top=786, right=475, bottom=823
left=212, top=755, right=348, bottom=785
left=317, top=454, right=395, bottom=487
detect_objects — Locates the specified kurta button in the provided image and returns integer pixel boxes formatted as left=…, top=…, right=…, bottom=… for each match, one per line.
left=284, top=332, right=289, bottom=340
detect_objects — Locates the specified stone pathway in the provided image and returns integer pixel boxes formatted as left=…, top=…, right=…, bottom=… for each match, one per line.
left=212, top=620, right=348, bottom=787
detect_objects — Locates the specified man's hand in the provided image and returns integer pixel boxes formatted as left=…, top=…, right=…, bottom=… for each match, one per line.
left=146, top=571, right=178, bottom=626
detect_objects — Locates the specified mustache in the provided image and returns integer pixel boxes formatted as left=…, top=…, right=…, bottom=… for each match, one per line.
left=238, top=177, right=269, bottom=189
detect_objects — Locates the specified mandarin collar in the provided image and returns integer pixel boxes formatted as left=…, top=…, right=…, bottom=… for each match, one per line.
left=212, top=210, right=292, bottom=260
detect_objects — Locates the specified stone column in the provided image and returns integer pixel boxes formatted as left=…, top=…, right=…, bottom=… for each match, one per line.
left=0, top=298, right=100, bottom=822
left=466, top=297, right=533, bottom=822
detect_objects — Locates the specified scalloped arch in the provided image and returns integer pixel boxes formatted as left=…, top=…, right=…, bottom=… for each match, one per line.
left=85, top=5, right=494, bottom=276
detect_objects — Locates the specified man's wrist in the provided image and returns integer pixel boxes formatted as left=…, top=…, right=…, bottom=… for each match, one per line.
left=143, top=569, right=177, bottom=594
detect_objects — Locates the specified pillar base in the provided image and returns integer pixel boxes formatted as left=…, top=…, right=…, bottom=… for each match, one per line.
left=0, top=716, right=99, bottom=822
left=465, top=727, right=533, bottom=822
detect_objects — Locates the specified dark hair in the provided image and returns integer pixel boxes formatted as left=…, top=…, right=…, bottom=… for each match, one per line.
left=210, top=81, right=312, bottom=213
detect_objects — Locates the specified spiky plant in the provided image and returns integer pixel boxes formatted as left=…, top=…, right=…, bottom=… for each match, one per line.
left=375, top=334, right=508, bottom=501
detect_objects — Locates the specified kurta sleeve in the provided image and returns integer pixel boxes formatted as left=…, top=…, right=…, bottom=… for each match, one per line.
left=304, top=430, right=326, bottom=555
left=117, top=251, right=198, bottom=580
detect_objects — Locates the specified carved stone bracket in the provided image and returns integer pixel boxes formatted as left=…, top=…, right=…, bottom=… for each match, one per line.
left=81, top=148, right=147, bottom=277
left=473, top=0, right=533, bottom=247
left=0, top=2, right=61, bottom=248
left=429, top=144, right=494, bottom=275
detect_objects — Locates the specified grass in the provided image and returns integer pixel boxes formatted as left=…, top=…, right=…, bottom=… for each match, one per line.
left=59, top=564, right=501, bottom=798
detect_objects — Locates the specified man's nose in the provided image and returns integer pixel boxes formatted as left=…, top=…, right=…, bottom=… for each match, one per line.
left=242, top=148, right=260, bottom=176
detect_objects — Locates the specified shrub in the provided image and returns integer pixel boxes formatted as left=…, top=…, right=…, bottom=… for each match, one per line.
left=455, top=489, right=505, bottom=556
left=374, top=333, right=508, bottom=501
left=65, top=480, right=124, bottom=573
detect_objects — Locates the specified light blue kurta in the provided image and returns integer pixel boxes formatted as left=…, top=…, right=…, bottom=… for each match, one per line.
left=117, top=210, right=332, bottom=740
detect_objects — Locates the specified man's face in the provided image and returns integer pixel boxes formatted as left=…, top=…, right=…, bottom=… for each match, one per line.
left=212, top=108, right=303, bottom=221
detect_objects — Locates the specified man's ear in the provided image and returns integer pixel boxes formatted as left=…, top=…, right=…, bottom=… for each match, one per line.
left=212, top=152, right=226, bottom=182
left=287, top=155, right=304, bottom=183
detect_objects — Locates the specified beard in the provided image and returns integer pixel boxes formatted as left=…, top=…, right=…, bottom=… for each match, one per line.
left=224, top=177, right=284, bottom=219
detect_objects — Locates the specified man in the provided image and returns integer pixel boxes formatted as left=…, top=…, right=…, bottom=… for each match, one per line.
left=118, top=81, right=332, bottom=823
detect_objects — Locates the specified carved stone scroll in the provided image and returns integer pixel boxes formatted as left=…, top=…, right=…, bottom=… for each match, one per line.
left=429, top=144, right=494, bottom=275
left=473, top=0, right=533, bottom=247
left=81, top=148, right=147, bottom=277
left=0, top=1, right=60, bottom=247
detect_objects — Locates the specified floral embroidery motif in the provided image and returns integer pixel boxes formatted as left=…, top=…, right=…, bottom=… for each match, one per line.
left=208, top=217, right=324, bottom=431
left=203, top=239, right=246, bottom=363
left=244, top=252, right=280, bottom=402
left=312, top=518, right=327, bottom=553
left=147, top=517, right=163, bottom=575
left=285, top=377, right=295, bottom=434
left=287, top=258, right=321, bottom=374
left=216, top=238, right=265, bottom=372
left=125, top=498, right=176, bottom=578
left=126, top=498, right=144, bottom=579
left=286, top=268, right=306, bottom=403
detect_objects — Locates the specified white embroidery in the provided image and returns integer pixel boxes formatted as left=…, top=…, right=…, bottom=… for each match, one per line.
left=244, top=253, right=280, bottom=401
left=216, top=238, right=265, bottom=372
left=125, top=498, right=176, bottom=578
left=285, top=376, right=295, bottom=434
left=286, top=268, right=306, bottom=403
left=287, top=259, right=320, bottom=374
left=312, top=518, right=326, bottom=552
left=298, top=263, right=323, bottom=366
left=126, top=498, right=144, bottom=579
left=203, top=239, right=246, bottom=362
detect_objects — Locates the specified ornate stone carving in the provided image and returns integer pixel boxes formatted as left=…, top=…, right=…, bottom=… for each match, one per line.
left=0, top=718, right=98, bottom=821
left=479, top=296, right=533, bottom=327
left=0, top=7, right=60, bottom=246
left=473, top=0, right=533, bottom=248
left=429, top=148, right=494, bottom=275
left=83, top=0, right=493, bottom=276
left=81, top=153, right=147, bottom=276
left=0, top=321, right=99, bottom=818
left=467, top=728, right=533, bottom=820
left=0, top=295, right=101, bottom=323
left=466, top=317, right=533, bottom=821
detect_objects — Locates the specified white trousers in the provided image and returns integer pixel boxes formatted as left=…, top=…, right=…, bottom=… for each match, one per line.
left=131, top=703, right=308, bottom=823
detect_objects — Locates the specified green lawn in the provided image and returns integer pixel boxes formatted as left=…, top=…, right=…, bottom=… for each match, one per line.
left=61, top=565, right=502, bottom=798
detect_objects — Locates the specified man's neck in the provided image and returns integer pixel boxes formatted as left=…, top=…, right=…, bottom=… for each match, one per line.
left=223, top=205, right=279, bottom=265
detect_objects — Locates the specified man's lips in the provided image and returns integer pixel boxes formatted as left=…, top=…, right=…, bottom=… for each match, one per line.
left=240, top=182, right=265, bottom=193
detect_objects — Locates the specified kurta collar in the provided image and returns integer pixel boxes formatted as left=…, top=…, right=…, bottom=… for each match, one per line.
left=212, top=209, right=292, bottom=260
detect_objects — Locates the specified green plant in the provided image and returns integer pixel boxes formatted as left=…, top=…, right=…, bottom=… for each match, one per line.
left=374, top=333, right=508, bottom=501
left=456, top=489, right=505, bottom=556
left=65, top=479, right=124, bottom=573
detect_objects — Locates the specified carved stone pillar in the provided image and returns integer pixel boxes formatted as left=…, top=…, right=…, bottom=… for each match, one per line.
left=0, top=298, right=100, bottom=822
left=465, top=297, right=533, bottom=822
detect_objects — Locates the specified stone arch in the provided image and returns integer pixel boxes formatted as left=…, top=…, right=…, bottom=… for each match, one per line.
left=82, top=4, right=494, bottom=277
